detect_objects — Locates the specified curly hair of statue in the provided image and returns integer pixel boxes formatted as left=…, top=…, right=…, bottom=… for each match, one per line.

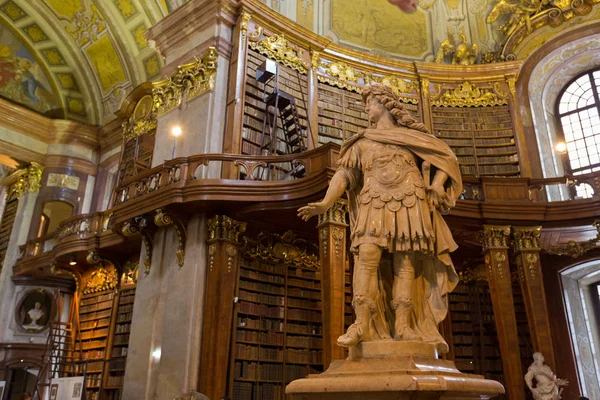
left=361, top=84, right=428, bottom=133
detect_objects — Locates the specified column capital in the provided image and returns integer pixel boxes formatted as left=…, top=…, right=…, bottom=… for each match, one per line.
left=481, top=225, right=511, bottom=251
left=512, top=226, right=541, bottom=253
left=317, top=199, right=348, bottom=227
left=207, top=215, right=247, bottom=243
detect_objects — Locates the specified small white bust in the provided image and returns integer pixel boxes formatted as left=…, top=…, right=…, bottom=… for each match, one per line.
left=525, top=352, right=568, bottom=400
left=25, top=302, right=45, bottom=329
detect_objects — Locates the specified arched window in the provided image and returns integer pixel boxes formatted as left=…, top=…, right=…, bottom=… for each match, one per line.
left=557, top=69, right=600, bottom=198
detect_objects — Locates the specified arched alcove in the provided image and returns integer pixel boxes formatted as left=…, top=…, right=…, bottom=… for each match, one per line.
left=561, top=259, right=600, bottom=398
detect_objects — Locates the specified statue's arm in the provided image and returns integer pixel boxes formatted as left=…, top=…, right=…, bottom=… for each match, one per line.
left=524, top=369, right=534, bottom=390
left=297, top=169, right=350, bottom=221
left=427, top=170, right=450, bottom=210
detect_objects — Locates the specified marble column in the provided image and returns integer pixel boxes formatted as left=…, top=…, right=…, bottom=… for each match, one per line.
left=317, top=200, right=348, bottom=366
left=122, top=214, right=208, bottom=400
left=198, top=215, right=247, bottom=399
left=481, top=225, right=525, bottom=400
left=512, top=226, right=556, bottom=369
left=0, top=165, right=42, bottom=343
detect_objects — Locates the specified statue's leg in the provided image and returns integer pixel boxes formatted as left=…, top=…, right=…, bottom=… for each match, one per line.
left=337, top=243, right=381, bottom=347
left=391, top=252, right=419, bottom=341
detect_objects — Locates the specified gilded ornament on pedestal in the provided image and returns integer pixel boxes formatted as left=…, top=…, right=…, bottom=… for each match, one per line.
left=249, top=33, right=308, bottom=74
left=208, top=215, right=247, bottom=242
left=435, top=34, right=479, bottom=65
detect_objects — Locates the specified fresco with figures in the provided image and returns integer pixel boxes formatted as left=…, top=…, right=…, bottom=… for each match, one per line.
left=0, top=23, right=58, bottom=114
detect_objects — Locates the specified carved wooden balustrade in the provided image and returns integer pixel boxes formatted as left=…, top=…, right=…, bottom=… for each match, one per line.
left=113, top=144, right=339, bottom=206
left=19, top=212, right=112, bottom=261
left=13, top=144, right=600, bottom=276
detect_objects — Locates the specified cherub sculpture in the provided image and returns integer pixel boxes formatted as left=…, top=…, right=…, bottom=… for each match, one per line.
left=435, top=34, right=479, bottom=65
left=525, top=352, right=569, bottom=400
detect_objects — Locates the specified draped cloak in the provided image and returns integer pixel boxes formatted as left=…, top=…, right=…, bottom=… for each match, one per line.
left=338, top=128, right=462, bottom=352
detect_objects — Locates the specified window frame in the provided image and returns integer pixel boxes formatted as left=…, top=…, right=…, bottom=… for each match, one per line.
left=555, top=68, right=600, bottom=176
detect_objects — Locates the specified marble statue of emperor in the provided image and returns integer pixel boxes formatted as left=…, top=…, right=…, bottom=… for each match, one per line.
left=298, top=84, right=462, bottom=354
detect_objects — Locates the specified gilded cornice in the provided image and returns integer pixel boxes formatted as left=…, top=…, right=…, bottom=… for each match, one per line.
left=316, top=58, right=419, bottom=104
left=207, top=215, right=247, bottom=243
left=430, top=81, right=508, bottom=107
left=2, top=162, right=44, bottom=200
left=481, top=225, right=511, bottom=250
left=512, top=226, right=542, bottom=252
left=249, top=33, right=309, bottom=75
left=152, top=47, right=219, bottom=116
left=548, top=220, right=600, bottom=258
left=243, top=230, right=320, bottom=269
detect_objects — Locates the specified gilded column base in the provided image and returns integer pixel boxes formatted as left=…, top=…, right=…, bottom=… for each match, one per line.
left=286, top=340, right=504, bottom=400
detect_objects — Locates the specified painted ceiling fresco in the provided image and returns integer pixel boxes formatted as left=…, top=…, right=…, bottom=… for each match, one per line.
left=0, top=0, right=180, bottom=124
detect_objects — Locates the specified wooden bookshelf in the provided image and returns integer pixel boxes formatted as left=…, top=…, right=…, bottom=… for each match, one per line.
left=231, top=235, right=323, bottom=400
left=104, top=286, right=136, bottom=400
left=317, top=82, right=421, bottom=146
left=431, top=105, right=519, bottom=177
left=512, top=280, right=534, bottom=389
left=243, top=49, right=309, bottom=158
left=78, top=290, right=115, bottom=400
left=448, top=282, right=506, bottom=399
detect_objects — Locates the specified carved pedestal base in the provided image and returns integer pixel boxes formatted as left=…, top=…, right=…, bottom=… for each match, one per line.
left=286, top=341, right=504, bottom=400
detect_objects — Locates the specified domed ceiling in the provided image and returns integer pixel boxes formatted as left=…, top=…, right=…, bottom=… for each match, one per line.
left=0, top=0, right=188, bottom=125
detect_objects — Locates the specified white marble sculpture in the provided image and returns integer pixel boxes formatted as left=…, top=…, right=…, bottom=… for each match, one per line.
left=23, top=301, right=45, bottom=330
left=525, top=352, right=568, bottom=400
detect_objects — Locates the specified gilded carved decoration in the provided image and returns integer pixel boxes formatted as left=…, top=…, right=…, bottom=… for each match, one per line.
left=121, top=260, right=138, bottom=285
left=226, top=245, right=237, bottom=273
left=154, top=209, right=186, bottom=267
left=243, top=231, right=319, bottom=269
left=207, top=215, right=247, bottom=242
left=481, top=225, right=511, bottom=250
left=332, top=227, right=344, bottom=258
left=5, top=162, right=44, bottom=200
left=121, top=219, right=153, bottom=274
left=86, top=249, right=101, bottom=265
left=208, top=244, right=216, bottom=272
left=317, top=199, right=348, bottom=226
left=51, top=264, right=80, bottom=293
left=240, top=11, right=252, bottom=44
left=82, top=265, right=118, bottom=295
left=512, top=226, right=541, bottom=252
left=316, top=58, right=419, bottom=104
left=122, top=94, right=157, bottom=142
left=248, top=33, right=309, bottom=75
left=548, top=220, right=600, bottom=258
left=152, top=47, right=218, bottom=116
left=459, top=264, right=488, bottom=283
left=430, top=81, right=508, bottom=107
left=488, top=0, right=599, bottom=57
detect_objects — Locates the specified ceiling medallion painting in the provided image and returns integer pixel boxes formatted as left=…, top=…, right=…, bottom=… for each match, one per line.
left=0, top=0, right=168, bottom=124
left=0, top=22, right=60, bottom=115
left=330, top=0, right=429, bottom=58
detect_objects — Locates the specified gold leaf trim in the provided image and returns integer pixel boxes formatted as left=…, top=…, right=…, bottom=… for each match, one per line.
left=152, top=47, right=218, bottom=116
left=249, top=33, right=308, bottom=75
left=431, top=81, right=508, bottom=107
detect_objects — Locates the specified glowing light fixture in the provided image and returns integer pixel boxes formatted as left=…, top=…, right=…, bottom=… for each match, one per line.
left=152, top=348, right=162, bottom=360
left=69, top=257, right=76, bottom=266
left=555, top=142, right=567, bottom=154
left=171, top=126, right=182, bottom=137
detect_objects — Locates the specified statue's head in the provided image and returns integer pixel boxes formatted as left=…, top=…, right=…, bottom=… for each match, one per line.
left=533, top=352, right=544, bottom=365
left=34, top=302, right=41, bottom=309
left=361, top=84, right=429, bottom=133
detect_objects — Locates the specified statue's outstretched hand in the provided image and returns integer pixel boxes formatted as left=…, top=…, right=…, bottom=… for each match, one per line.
left=556, top=379, right=569, bottom=386
left=427, top=183, right=450, bottom=212
left=298, top=202, right=329, bottom=221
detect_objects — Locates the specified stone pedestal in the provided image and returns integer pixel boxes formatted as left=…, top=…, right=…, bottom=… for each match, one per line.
left=286, top=341, right=504, bottom=400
